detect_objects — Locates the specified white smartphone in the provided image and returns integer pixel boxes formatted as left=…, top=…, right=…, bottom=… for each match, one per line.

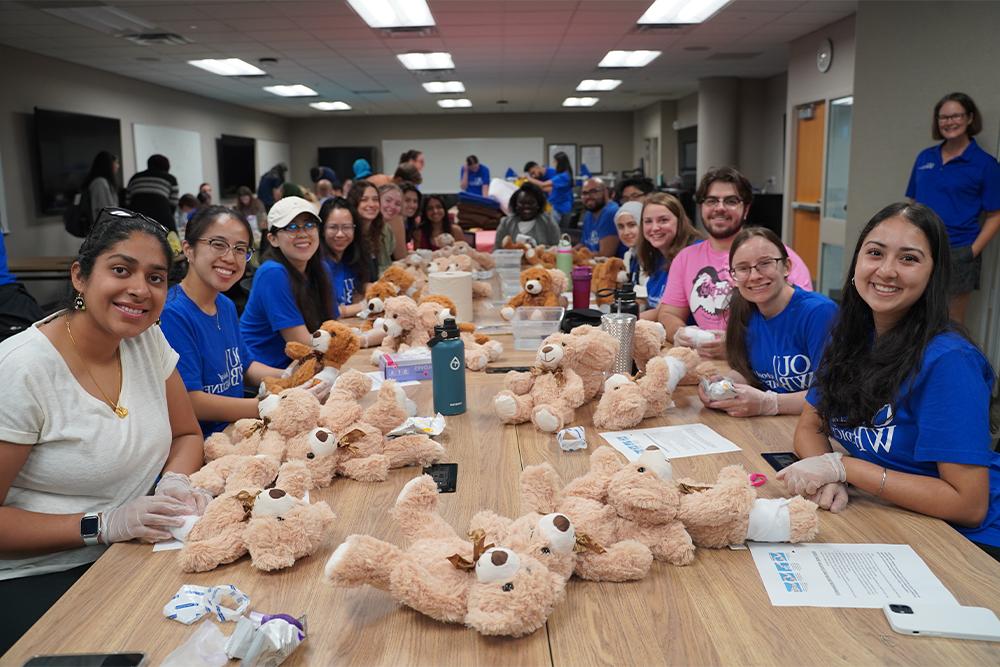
left=883, top=603, right=1000, bottom=641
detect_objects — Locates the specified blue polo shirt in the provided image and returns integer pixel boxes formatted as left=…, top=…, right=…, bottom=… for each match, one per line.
left=548, top=170, right=574, bottom=215
left=161, top=285, right=253, bottom=436
left=462, top=164, right=490, bottom=196
left=581, top=201, right=623, bottom=255
left=325, top=257, right=358, bottom=306
left=905, top=139, right=1000, bottom=248
left=0, top=233, right=15, bottom=287
left=807, top=332, right=999, bottom=547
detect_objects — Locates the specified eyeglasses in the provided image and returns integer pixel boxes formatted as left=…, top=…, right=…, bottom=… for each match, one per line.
left=326, top=225, right=354, bottom=235
left=730, top=257, right=785, bottom=281
left=279, top=221, right=318, bottom=233
left=937, top=112, right=967, bottom=123
left=581, top=189, right=604, bottom=197
left=701, top=196, right=743, bottom=209
left=198, top=238, right=253, bottom=262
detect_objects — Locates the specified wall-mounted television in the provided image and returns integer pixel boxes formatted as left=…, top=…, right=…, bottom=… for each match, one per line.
left=216, top=134, right=255, bottom=198
left=34, top=108, right=122, bottom=215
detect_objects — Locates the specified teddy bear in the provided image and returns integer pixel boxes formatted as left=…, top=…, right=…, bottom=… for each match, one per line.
left=592, top=347, right=700, bottom=431
left=573, top=247, right=595, bottom=265
left=524, top=245, right=557, bottom=269
left=284, top=423, right=391, bottom=485
left=260, top=320, right=359, bottom=397
left=380, top=264, right=421, bottom=299
left=674, top=464, right=820, bottom=548
left=203, top=387, right=320, bottom=462
left=318, top=369, right=372, bottom=434
left=417, top=295, right=503, bottom=371
left=324, top=474, right=567, bottom=637
left=180, top=457, right=336, bottom=573
left=499, top=266, right=561, bottom=320
left=361, top=380, right=417, bottom=434
left=563, top=325, right=619, bottom=402
left=632, top=320, right=668, bottom=372
left=428, top=255, right=492, bottom=299
left=369, top=296, right=430, bottom=366
left=359, top=279, right=400, bottom=332
left=591, top=258, right=627, bottom=306
left=465, top=510, right=582, bottom=583
left=493, top=335, right=586, bottom=433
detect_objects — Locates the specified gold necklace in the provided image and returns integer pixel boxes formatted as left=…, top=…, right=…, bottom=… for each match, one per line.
left=65, top=316, right=128, bottom=418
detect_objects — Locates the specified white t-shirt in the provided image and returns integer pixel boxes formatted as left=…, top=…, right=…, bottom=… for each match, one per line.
left=0, top=312, right=179, bottom=580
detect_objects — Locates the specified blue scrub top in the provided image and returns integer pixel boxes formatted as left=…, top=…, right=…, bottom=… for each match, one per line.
left=548, top=169, right=574, bottom=215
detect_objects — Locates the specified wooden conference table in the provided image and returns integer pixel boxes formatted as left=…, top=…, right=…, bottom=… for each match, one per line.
left=5, top=326, right=1000, bottom=665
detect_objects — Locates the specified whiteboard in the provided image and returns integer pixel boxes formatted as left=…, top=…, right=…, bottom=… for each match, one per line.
left=132, top=124, right=202, bottom=196
left=256, top=140, right=290, bottom=190
left=382, top=137, right=544, bottom=194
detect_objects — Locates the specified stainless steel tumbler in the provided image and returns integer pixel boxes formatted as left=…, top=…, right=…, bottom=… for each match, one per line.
left=601, top=312, right=636, bottom=375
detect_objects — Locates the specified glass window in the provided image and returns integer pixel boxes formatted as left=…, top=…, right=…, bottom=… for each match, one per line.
left=824, top=96, right=852, bottom=221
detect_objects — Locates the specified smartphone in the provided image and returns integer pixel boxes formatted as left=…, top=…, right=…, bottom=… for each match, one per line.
left=24, top=654, right=147, bottom=667
left=761, top=451, right=799, bottom=473
left=423, top=463, right=458, bottom=493
left=484, top=366, right=531, bottom=374
left=883, top=603, right=1000, bottom=641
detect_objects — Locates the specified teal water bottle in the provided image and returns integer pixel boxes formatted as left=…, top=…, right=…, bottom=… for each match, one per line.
left=556, top=234, right=573, bottom=281
left=429, top=318, right=467, bottom=415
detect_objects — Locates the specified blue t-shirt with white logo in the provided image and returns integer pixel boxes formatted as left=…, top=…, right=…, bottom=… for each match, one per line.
left=747, top=287, right=837, bottom=393
left=548, top=169, right=573, bottom=215
left=462, top=164, right=490, bottom=196
left=0, top=232, right=15, bottom=287
left=807, top=332, right=1000, bottom=547
left=240, top=260, right=338, bottom=368
left=160, top=285, right=253, bottom=436
left=905, top=139, right=1000, bottom=248
left=582, top=201, right=622, bottom=255
left=645, top=256, right=668, bottom=309
left=325, top=258, right=358, bottom=306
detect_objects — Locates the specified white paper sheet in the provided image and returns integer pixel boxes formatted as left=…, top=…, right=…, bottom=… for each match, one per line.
left=364, top=371, right=420, bottom=391
left=748, top=543, right=958, bottom=608
left=600, top=424, right=741, bottom=461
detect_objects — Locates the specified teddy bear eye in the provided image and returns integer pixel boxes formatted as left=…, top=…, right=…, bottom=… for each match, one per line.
left=540, top=547, right=550, bottom=554
left=502, top=582, right=514, bottom=592
left=637, top=466, right=646, bottom=473
left=306, top=452, right=315, bottom=459
left=393, top=314, right=398, bottom=319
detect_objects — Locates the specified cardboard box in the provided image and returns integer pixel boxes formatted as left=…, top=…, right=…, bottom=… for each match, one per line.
left=379, top=348, right=433, bottom=382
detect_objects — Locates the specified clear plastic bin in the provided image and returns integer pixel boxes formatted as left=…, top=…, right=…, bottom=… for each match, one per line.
left=492, top=248, right=524, bottom=269
left=512, top=306, right=565, bottom=350
left=492, top=249, right=524, bottom=302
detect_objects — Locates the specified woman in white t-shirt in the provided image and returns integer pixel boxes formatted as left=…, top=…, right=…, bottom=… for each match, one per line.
left=0, top=208, right=207, bottom=653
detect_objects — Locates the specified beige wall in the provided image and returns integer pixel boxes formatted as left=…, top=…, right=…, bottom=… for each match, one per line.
left=632, top=100, right=679, bottom=183
left=676, top=93, right=698, bottom=129
left=0, top=44, right=289, bottom=261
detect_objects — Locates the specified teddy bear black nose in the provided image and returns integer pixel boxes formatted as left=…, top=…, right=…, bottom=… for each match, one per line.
left=312, top=331, right=321, bottom=338
left=541, top=345, right=552, bottom=354
left=491, top=550, right=508, bottom=566
left=268, top=489, right=286, bottom=499
left=553, top=514, right=570, bottom=532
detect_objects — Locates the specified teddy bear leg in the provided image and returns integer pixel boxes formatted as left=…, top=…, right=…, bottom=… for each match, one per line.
left=649, top=521, right=696, bottom=566
left=519, top=463, right=564, bottom=515
left=178, top=526, right=248, bottom=573
left=574, top=540, right=653, bottom=582
left=324, top=534, right=403, bottom=590
left=247, top=526, right=298, bottom=572
left=203, top=432, right=237, bottom=462
left=382, top=435, right=445, bottom=469
left=787, top=496, right=820, bottom=543
left=467, top=510, right=514, bottom=544
left=493, top=390, right=533, bottom=424
left=189, top=454, right=240, bottom=497
left=275, top=460, right=312, bottom=498
left=337, top=454, right=390, bottom=482
left=389, top=558, right=469, bottom=624
left=464, top=349, right=489, bottom=372
left=530, top=404, right=565, bottom=433
left=745, top=497, right=819, bottom=544
left=390, top=475, right=459, bottom=543
left=483, top=340, right=503, bottom=360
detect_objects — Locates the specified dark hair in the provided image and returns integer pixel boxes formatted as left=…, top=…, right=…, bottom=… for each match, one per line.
left=524, top=161, right=539, bottom=172
left=147, top=154, right=170, bottom=172
left=309, top=166, right=323, bottom=183
left=281, top=182, right=305, bottom=199
left=399, top=149, right=422, bottom=164
left=617, top=176, right=655, bottom=199
left=179, top=194, right=198, bottom=209
left=75, top=208, right=172, bottom=283
left=724, top=227, right=791, bottom=389
left=636, top=192, right=702, bottom=276
left=553, top=151, right=573, bottom=179
left=509, top=182, right=547, bottom=215
left=199, top=183, right=211, bottom=191
left=931, top=92, right=982, bottom=140
left=270, top=163, right=288, bottom=179
left=393, top=162, right=422, bottom=185
left=695, top=166, right=753, bottom=208
left=263, top=217, right=334, bottom=333
left=184, top=205, right=253, bottom=247
left=813, top=202, right=972, bottom=433
left=416, top=194, right=450, bottom=246
left=466, top=155, right=478, bottom=166
left=346, top=180, right=385, bottom=258
left=319, top=196, right=370, bottom=287
left=196, top=191, right=211, bottom=205
left=82, top=151, right=118, bottom=189
left=399, top=182, right=421, bottom=244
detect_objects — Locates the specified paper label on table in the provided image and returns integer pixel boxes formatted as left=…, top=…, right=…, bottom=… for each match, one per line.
left=364, top=371, right=419, bottom=391
left=748, top=543, right=958, bottom=608
left=600, top=424, right=741, bottom=461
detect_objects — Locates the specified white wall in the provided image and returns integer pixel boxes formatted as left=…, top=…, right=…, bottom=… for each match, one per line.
left=0, top=44, right=290, bottom=261
left=676, top=94, right=698, bottom=130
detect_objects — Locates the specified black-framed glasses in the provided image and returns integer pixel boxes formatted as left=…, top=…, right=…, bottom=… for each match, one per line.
left=936, top=112, right=967, bottom=123
left=701, top=196, right=743, bottom=209
left=197, top=237, right=253, bottom=262
left=730, top=257, right=785, bottom=281
left=279, top=221, right=319, bottom=233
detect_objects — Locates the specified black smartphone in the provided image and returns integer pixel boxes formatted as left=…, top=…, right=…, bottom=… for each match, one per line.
left=761, top=451, right=800, bottom=473
left=484, top=366, right=531, bottom=373
left=24, top=654, right=147, bottom=667
left=423, top=463, right=458, bottom=493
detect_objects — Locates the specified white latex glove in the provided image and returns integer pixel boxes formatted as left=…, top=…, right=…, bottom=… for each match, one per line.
left=704, top=383, right=779, bottom=417
left=776, top=452, right=847, bottom=497
left=102, top=495, right=191, bottom=544
left=280, top=359, right=300, bottom=379
left=155, top=472, right=213, bottom=514
left=808, top=482, right=850, bottom=513
left=297, top=378, right=332, bottom=403
left=697, top=329, right=726, bottom=359
left=515, top=233, right=537, bottom=247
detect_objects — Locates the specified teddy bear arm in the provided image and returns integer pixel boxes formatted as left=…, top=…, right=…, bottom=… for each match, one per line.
left=284, top=341, right=313, bottom=360
left=562, top=473, right=613, bottom=504
left=246, top=521, right=298, bottom=572
left=257, top=432, right=286, bottom=461
left=563, top=371, right=586, bottom=408
left=337, top=454, right=390, bottom=482
left=203, top=432, right=237, bottom=462
left=518, top=463, right=563, bottom=514
left=573, top=540, right=653, bottom=582
left=504, top=371, right=535, bottom=394
left=642, top=520, right=696, bottom=566
left=325, top=534, right=402, bottom=590
left=389, top=558, right=469, bottom=624
left=381, top=435, right=445, bottom=469
left=261, top=377, right=292, bottom=396
left=179, top=522, right=248, bottom=573
left=468, top=510, right=513, bottom=544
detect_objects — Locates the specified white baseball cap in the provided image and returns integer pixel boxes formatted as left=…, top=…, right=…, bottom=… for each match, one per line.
left=268, top=196, right=320, bottom=229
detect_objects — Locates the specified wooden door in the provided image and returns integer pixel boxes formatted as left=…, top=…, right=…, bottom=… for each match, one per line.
left=792, top=101, right=825, bottom=278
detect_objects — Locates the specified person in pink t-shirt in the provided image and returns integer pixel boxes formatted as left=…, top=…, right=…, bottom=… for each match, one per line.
left=654, top=167, right=813, bottom=358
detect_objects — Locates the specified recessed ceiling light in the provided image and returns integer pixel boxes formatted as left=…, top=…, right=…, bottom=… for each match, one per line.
left=422, top=81, right=465, bottom=94
left=598, top=50, right=661, bottom=68
left=563, top=97, right=599, bottom=107
left=638, top=0, right=732, bottom=25
left=347, top=0, right=435, bottom=29
left=263, top=84, right=318, bottom=97
left=189, top=58, right=266, bottom=76
left=310, top=101, right=352, bottom=111
left=437, top=99, right=472, bottom=108
left=397, top=52, right=454, bottom=70
left=577, top=79, right=621, bottom=92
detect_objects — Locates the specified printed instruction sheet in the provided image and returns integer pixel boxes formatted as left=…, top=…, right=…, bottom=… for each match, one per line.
left=600, top=423, right=741, bottom=461
left=749, top=543, right=958, bottom=607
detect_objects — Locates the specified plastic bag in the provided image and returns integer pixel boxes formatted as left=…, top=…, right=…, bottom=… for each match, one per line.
left=161, top=620, right=228, bottom=667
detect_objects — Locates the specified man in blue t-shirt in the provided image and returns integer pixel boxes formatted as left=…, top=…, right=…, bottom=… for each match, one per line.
left=579, top=178, right=623, bottom=257
left=461, top=155, right=490, bottom=196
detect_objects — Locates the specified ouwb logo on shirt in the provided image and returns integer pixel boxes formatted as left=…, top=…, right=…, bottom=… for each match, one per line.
left=205, top=346, right=244, bottom=394
left=830, top=403, right=896, bottom=454
left=756, top=354, right=815, bottom=392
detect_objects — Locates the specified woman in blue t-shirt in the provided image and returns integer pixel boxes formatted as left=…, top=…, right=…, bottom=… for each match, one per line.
left=637, top=193, right=702, bottom=320
left=319, top=197, right=369, bottom=319
left=161, top=206, right=293, bottom=436
left=699, top=227, right=837, bottom=417
left=777, top=203, right=1000, bottom=559
left=523, top=151, right=574, bottom=230
left=239, top=197, right=338, bottom=368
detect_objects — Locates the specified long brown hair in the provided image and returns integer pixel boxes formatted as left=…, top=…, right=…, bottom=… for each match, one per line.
left=724, top=226, right=790, bottom=388
left=346, top=180, right=384, bottom=256
left=636, top=192, right=701, bottom=275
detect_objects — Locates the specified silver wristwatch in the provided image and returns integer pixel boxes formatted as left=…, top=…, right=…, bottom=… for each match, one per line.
left=81, top=512, right=102, bottom=546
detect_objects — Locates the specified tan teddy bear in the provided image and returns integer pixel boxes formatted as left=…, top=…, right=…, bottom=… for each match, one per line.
left=564, top=325, right=620, bottom=402
left=591, top=258, right=627, bottom=306
left=380, top=264, right=421, bottom=299
left=499, top=266, right=561, bottom=320
left=493, top=335, right=586, bottom=432
left=261, top=320, right=359, bottom=396
left=359, top=280, right=400, bottom=332
left=324, top=475, right=567, bottom=637
left=284, top=423, right=391, bottom=485
left=369, top=295, right=430, bottom=366
left=203, top=387, right=320, bottom=462
left=632, top=320, right=668, bottom=372
left=318, top=369, right=372, bottom=434
left=417, top=295, right=503, bottom=371
left=592, top=347, right=699, bottom=431
left=429, top=254, right=492, bottom=299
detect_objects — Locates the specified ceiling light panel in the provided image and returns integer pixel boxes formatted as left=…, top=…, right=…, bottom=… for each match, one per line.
left=397, top=52, right=455, bottom=70
left=264, top=84, right=318, bottom=97
left=598, top=50, right=662, bottom=68
left=310, top=101, right=352, bottom=111
left=347, top=0, right=435, bottom=29
left=563, top=97, right=599, bottom=107
left=189, top=59, right=265, bottom=76
left=577, top=79, right=621, bottom=91
left=437, top=99, right=472, bottom=108
left=423, top=81, right=465, bottom=93
left=638, top=0, right=732, bottom=25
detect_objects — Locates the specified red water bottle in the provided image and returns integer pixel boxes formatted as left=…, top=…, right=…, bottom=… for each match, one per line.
left=572, top=265, right=592, bottom=310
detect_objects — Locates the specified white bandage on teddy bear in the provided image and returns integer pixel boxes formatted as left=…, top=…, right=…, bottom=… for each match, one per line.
left=746, top=498, right=793, bottom=542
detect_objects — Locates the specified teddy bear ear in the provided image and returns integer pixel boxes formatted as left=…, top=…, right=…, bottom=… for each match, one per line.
left=636, top=447, right=673, bottom=480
